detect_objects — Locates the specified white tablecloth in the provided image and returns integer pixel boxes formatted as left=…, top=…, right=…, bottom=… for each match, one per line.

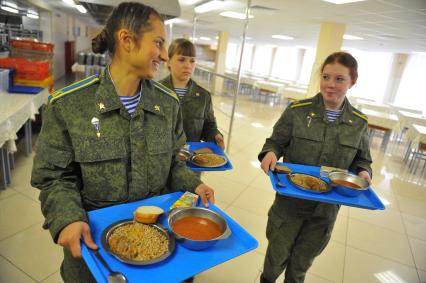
left=396, top=110, right=426, bottom=129
left=406, top=124, right=426, bottom=146
left=362, top=108, right=400, bottom=132
left=0, top=89, right=49, bottom=151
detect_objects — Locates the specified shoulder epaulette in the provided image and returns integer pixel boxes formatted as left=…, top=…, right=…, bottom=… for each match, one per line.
left=352, top=109, right=368, bottom=122
left=48, top=75, right=100, bottom=104
left=152, top=81, right=179, bottom=102
left=290, top=98, right=313, bottom=108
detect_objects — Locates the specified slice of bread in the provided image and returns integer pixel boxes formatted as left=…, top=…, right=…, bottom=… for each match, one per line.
left=134, top=206, right=164, bottom=224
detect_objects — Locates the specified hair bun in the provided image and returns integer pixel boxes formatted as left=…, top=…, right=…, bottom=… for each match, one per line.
left=92, top=29, right=108, bottom=54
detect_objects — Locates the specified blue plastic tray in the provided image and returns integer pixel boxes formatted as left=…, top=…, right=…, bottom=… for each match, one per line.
left=8, top=85, right=43, bottom=94
left=81, top=192, right=258, bottom=283
left=186, top=142, right=233, bottom=172
left=269, top=163, right=385, bottom=210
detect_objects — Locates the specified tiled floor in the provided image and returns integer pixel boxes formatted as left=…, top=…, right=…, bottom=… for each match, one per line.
left=0, top=91, right=425, bottom=283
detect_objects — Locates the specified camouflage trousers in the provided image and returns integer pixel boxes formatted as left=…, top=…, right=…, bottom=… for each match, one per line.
left=60, top=248, right=97, bottom=283
left=261, top=195, right=339, bottom=283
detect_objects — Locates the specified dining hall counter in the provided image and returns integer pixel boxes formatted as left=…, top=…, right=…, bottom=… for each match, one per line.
left=0, top=88, right=49, bottom=189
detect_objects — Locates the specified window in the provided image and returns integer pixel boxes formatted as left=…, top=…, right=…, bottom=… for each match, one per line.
left=343, top=48, right=393, bottom=102
left=394, top=53, right=426, bottom=111
left=252, top=45, right=273, bottom=75
left=226, top=43, right=253, bottom=72
left=270, top=47, right=298, bottom=80
left=225, top=42, right=238, bottom=70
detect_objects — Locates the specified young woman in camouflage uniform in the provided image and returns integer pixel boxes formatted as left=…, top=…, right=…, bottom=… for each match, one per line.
left=160, top=38, right=224, bottom=283
left=259, top=52, right=372, bottom=283
left=31, top=3, right=215, bottom=283
left=159, top=38, right=225, bottom=150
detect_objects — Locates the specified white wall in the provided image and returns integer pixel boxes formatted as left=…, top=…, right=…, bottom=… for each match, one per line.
left=75, top=19, right=92, bottom=53
left=51, top=11, right=68, bottom=79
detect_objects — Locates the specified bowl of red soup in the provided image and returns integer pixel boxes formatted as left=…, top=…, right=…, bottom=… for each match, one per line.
left=328, top=171, right=369, bottom=197
left=168, top=207, right=231, bottom=250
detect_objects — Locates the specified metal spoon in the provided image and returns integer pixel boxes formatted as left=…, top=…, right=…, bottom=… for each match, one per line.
left=273, top=171, right=286, bottom=188
left=90, top=248, right=128, bottom=283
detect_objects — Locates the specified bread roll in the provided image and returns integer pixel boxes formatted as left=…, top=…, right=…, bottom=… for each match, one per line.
left=133, top=206, right=164, bottom=224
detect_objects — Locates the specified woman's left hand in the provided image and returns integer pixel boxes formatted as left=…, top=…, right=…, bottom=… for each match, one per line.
left=358, top=170, right=372, bottom=184
left=215, top=134, right=225, bottom=150
left=195, top=183, right=215, bottom=207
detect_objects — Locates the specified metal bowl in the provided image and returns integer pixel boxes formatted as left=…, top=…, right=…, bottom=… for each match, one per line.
left=328, top=171, right=369, bottom=197
left=287, top=173, right=331, bottom=194
left=101, top=219, right=175, bottom=265
left=168, top=207, right=231, bottom=250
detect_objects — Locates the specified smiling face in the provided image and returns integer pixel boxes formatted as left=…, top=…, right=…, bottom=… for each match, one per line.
left=320, top=62, right=356, bottom=109
left=130, top=16, right=168, bottom=79
left=168, top=54, right=196, bottom=85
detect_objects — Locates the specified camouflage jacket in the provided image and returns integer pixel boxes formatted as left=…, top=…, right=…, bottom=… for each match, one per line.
left=159, top=76, right=221, bottom=142
left=259, top=93, right=372, bottom=176
left=31, top=71, right=202, bottom=241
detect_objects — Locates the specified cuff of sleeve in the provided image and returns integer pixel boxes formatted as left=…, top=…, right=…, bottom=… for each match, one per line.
left=356, top=165, right=372, bottom=179
left=185, top=176, right=203, bottom=194
left=258, top=149, right=281, bottom=162
left=46, top=212, right=88, bottom=243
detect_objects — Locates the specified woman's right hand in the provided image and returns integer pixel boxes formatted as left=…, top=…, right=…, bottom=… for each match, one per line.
left=260, top=151, right=278, bottom=174
left=57, top=221, right=98, bottom=258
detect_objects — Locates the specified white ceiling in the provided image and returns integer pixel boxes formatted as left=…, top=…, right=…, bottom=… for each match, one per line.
left=23, top=0, right=426, bottom=53
left=174, top=0, right=426, bottom=53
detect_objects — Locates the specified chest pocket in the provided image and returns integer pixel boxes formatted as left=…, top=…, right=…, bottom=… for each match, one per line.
left=145, top=112, right=172, bottom=155
left=74, top=137, right=128, bottom=202
left=337, top=133, right=360, bottom=169
left=289, top=126, right=324, bottom=165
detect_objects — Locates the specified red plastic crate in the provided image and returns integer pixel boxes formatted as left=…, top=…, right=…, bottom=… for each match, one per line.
left=10, top=39, right=54, bottom=53
left=0, top=58, right=50, bottom=80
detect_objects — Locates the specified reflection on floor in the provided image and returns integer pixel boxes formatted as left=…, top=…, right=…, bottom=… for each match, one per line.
left=0, top=90, right=425, bottom=283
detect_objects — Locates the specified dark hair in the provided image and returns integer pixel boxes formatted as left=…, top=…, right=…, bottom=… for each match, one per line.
left=92, top=2, right=162, bottom=54
left=320, top=51, right=358, bottom=82
left=168, top=38, right=196, bottom=59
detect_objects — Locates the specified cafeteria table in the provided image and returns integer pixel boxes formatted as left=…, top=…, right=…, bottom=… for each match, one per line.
left=0, top=88, right=49, bottom=189
left=362, top=108, right=400, bottom=151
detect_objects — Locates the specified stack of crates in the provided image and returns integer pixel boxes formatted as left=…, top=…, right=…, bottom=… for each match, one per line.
left=3, top=39, right=54, bottom=90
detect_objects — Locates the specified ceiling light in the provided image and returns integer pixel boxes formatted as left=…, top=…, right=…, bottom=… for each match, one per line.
left=272, top=34, right=294, bottom=40
left=220, top=11, right=254, bottom=20
left=189, top=37, right=198, bottom=41
left=26, top=13, right=39, bottom=19
left=321, top=0, right=366, bottom=4
left=343, top=34, right=363, bottom=40
left=1, top=5, right=18, bottom=13
left=62, top=0, right=75, bottom=5
left=76, top=4, right=87, bottom=13
left=200, top=36, right=211, bottom=41
left=2, top=1, right=17, bottom=8
left=195, top=0, right=223, bottom=14
left=28, top=8, right=38, bottom=15
left=412, top=51, right=426, bottom=55
left=181, top=0, right=202, bottom=5
left=165, top=18, right=185, bottom=25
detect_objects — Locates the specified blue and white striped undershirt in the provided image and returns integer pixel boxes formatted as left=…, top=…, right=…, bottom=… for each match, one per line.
left=174, top=87, right=187, bottom=101
left=119, top=92, right=141, bottom=116
left=325, top=109, right=343, bottom=122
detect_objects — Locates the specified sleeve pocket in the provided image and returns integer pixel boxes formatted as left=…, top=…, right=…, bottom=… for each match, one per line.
left=37, top=143, right=73, bottom=168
